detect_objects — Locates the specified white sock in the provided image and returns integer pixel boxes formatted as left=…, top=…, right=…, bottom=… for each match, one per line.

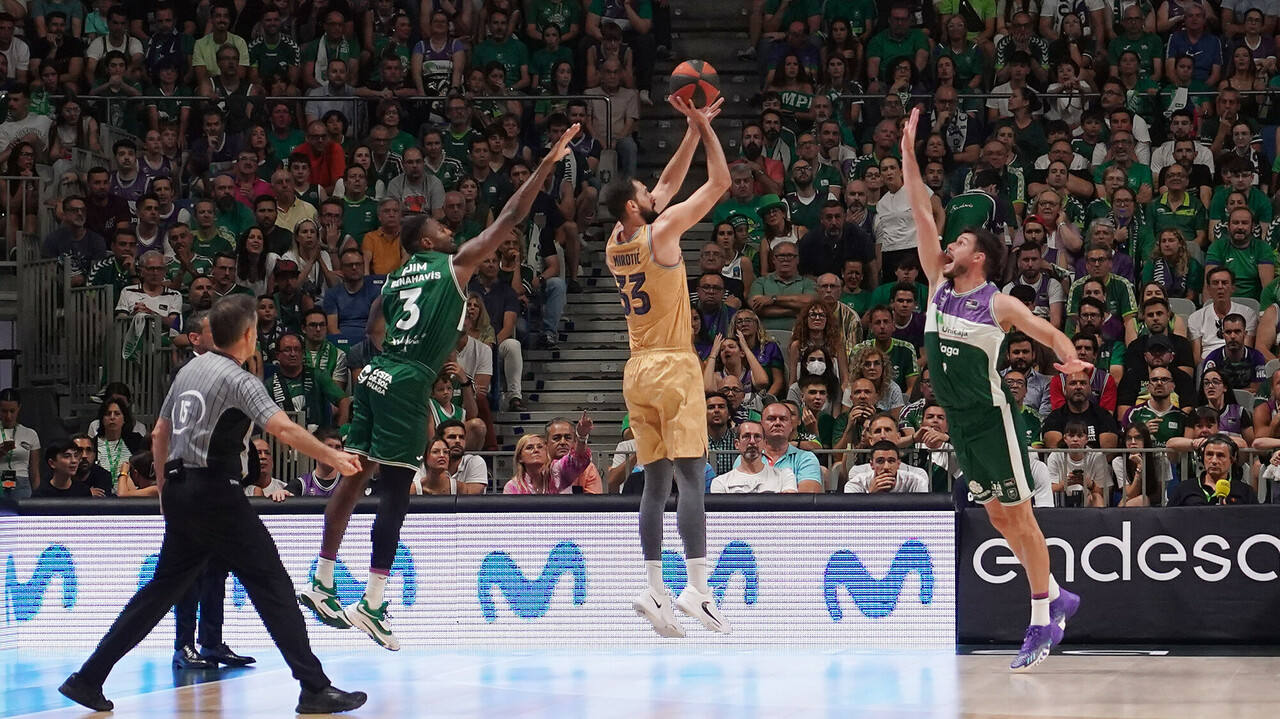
left=365, top=572, right=389, bottom=606
left=645, top=560, right=664, bottom=593
left=315, top=557, right=335, bottom=585
left=1030, top=597, right=1050, bottom=626
left=1047, top=574, right=1061, bottom=602
left=687, top=557, right=710, bottom=595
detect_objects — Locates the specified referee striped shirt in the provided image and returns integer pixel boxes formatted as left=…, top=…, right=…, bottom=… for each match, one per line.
left=159, top=351, right=282, bottom=479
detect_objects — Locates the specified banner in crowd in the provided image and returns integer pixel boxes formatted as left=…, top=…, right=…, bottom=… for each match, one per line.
left=959, top=507, right=1280, bottom=643
left=2, top=511, right=954, bottom=650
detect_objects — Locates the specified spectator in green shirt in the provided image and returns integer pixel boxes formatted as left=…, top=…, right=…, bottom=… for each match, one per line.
left=339, top=165, right=379, bottom=240
left=865, top=3, right=931, bottom=92
left=1107, top=4, right=1165, bottom=80
left=1205, top=207, right=1276, bottom=301
left=267, top=333, right=350, bottom=428
left=473, top=9, right=530, bottom=90
left=748, top=240, right=817, bottom=332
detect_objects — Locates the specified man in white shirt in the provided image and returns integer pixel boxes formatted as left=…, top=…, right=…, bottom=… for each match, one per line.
left=0, top=13, right=29, bottom=82
left=0, top=84, right=50, bottom=162
left=1150, top=108, right=1214, bottom=178
left=1189, top=266, right=1258, bottom=362
left=710, top=420, right=797, bottom=493
left=844, top=440, right=929, bottom=493
left=115, top=250, right=182, bottom=319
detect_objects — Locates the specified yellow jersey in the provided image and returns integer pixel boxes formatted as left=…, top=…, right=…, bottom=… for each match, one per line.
left=604, top=223, right=691, bottom=354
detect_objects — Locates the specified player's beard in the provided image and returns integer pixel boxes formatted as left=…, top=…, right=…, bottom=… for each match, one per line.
left=641, top=208, right=659, bottom=223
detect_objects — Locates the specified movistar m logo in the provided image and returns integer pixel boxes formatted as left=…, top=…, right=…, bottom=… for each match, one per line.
left=477, top=540, right=586, bottom=621
left=5, top=545, right=77, bottom=623
left=662, top=540, right=759, bottom=606
left=823, top=539, right=934, bottom=621
left=138, top=542, right=418, bottom=608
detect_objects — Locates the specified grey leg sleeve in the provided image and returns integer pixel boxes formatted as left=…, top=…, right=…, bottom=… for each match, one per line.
left=639, top=460, right=674, bottom=561
left=673, top=457, right=708, bottom=560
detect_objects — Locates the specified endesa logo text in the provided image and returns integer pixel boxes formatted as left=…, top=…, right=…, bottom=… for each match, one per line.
left=974, top=521, right=1280, bottom=583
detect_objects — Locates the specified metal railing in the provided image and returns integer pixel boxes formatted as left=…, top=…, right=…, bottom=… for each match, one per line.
left=838, top=88, right=1280, bottom=103
left=66, top=284, right=111, bottom=408
left=105, top=315, right=174, bottom=419
left=17, top=240, right=65, bottom=384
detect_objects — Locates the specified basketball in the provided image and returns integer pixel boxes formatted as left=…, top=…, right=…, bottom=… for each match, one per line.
left=669, top=60, right=720, bottom=108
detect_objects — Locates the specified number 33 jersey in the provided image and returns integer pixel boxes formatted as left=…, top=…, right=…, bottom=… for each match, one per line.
left=380, top=250, right=467, bottom=373
left=606, top=224, right=691, bottom=353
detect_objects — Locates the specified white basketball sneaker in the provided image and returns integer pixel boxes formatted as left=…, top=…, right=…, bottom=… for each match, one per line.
left=676, top=587, right=732, bottom=634
left=632, top=587, right=685, bottom=638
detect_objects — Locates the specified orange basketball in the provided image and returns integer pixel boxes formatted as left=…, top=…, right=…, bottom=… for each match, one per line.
left=669, top=60, right=720, bottom=108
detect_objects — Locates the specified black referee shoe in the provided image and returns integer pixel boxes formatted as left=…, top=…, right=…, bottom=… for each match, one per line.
left=296, top=685, right=367, bottom=714
left=59, top=673, right=114, bottom=712
left=200, top=643, right=256, bottom=667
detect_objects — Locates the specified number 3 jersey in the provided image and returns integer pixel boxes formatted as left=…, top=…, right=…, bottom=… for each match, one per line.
left=924, top=280, right=1014, bottom=412
left=380, top=250, right=467, bottom=373
left=605, top=223, right=691, bottom=353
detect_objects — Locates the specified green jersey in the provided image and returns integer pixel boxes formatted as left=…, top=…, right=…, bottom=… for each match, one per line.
left=342, top=195, right=379, bottom=239
left=428, top=156, right=466, bottom=191
left=925, top=281, right=1007, bottom=411
left=942, top=190, right=1003, bottom=248
left=822, top=0, right=875, bottom=34
left=380, top=251, right=467, bottom=372
left=1123, top=404, right=1188, bottom=446
left=250, top=35, right=301, bottom=81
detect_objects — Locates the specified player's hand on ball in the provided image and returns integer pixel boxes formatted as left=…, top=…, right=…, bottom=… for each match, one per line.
left=576, top=410, right=594, bottom=439
left=333, top=451, right=362, bottom=477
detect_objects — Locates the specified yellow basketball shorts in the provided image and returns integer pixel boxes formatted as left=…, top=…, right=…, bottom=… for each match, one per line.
left=622, top=349, right=708, bottom=466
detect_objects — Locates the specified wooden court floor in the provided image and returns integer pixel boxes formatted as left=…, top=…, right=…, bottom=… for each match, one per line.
left=4, top=647, right=1277, bottom=718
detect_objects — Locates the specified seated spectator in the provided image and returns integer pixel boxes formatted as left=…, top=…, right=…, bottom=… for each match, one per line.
left=70, top=433, right=114, bottom=497
left=787, top=299, right=848, bottom=381
left=730, top=308, right=786, bottom=397
left=850, top=344, right=905, bottom=417
left=1125, top=297, right=1195, bottom=377
left=413, top=420, right=489, bottom=495
left=41, top=195, right=106, bottom=286
left=905, top=402, right=958, bottom=492
left=1043, top=371, right=1121, bottom=448
left=835, top=397, right=895, bottom=469
left=88, top=228, right=138, bottom=302
left=887, top=282, right=924, bottom=348
left=1067, top=241, right=1138, bottom=330
left=1112, top=423, right=1171, bottom=507
left=1168, top=434, right=1257, bottom=506
left=1002, top=332, right=1052, bottom=417
left=741, top=401, right=822, bottom=492
left=719, top=375, right=760, bottom=426
left=795, top=374, right=840, bottom=448
left=33, top=440, right=93, bottom=498
left=1197, top=368, right=1253, bottom=441
left=706, top=391, right=738, bottom=476
left=704, top=334, right=769, bottom=411
left=323, top=249, right=380, bottom=346
left=546, top=417, right=601, bottom=493
left=1200, top=313, right=1266, bottom=393
left=1004, top=242, right=1066, bottom=328
left=1047, top=419, right=1112, bottom=507
left=91, top=398, right=146, bottom=492
left=748, top=240, right=816, bottom=334
left=0, top=83, right=51, bottom=163
left=297, top=307, right=346, bottom=388
left=1120, top=366, right=1188, bottom=446
left=1116, top=333, right=1195, bottom=415
left=116, top=450, right=158, bottom=498
left=245, top=437, right=290, bottom=501
left=271, top=261, right=314, bottom=334
left=266, top=333, right=350, bottom=427
left=256, top=296, right=285, bottom=365
left=855, top=305, right=919, bottom=395
left=296, top=428, right=345, bottom=497
left=585, top=57, right=639, bottom=178
left=898, top=366, right=936, bottom=432
left=786, top=346, right=846, bottom=415
left=186, top=109, right=243, bottom=182
left=844, top=439, right=928, bottom=493
left=504, top=412, right=593, bottom=494
left=412, top=437, right=458, bottom=494
left=1205, top=206, right=1275, bottom=302
left=0, top=388, right=40, bottom=500
left=385, top=146, right=445, bottom=218
left=1003, top=369, right=1046, bottom=449
left=692, top=271, right=738, bottom=341
left=469, top=253, right=524, bottom=410
left=1068, top=298, right=1126, bottom=381
left=361, top=197, right=407, bottom=276
left=711, top=420, right=797, bottom=493
left=1189, top=267, right=1258, bottom=362
left=115, top=250, right=182, bottom=320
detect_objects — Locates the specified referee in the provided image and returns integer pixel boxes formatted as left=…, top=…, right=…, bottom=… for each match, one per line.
left=58, top=295, right=367, bottom=715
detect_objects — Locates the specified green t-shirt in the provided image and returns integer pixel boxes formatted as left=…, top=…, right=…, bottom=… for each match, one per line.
left=442, top=128, right=479, bottom=166
left=588, top=0, right=653, bottom=19
left=942, top=189, right=1002, bottom=248
left=145, top=84, right=193, bottom=128
left=428, top=156, right=466, bottom=191
left=868, top=281, right=927, bottom=308
left=822, top=0, right=876, bottom=34
left=531, top=46, right=572, bottom=90
left=1205, top=237, right=1277, bottom=301
left=712, top=197, right=766, bottom=243
left=88, top=258, right=132, bottom=299
left=934, top=0, right=996, bottom=38
left=192, top=229, right=236, bottom=260
left=866, top=28, right=930, bottom=67
left=785, top=193, right=823, bottom=232
left=749, top=273, right=819, bottom=331
left=1209, top=185, right=1274, bottom=224
left=342, top=195, right=379, bottom=240
left=250, top=36, right=301, bottom=81
left=1019, top=405, right=1044, bottom=448
left=778, top=88, right=814, bottom=125
left=840, top=291, right=874, bottom=316
left=302, top=36, right=361, bottom=68
left=166, top=256, right=214, bottom=288
left=1108, top=33, right=1164, bottom=78
left=934, top=42, right=984, bottom=85
left=471, top=37, right=530, bottom=88
left=1092, top=161, right=1154, bottom=194
left=530, top=0, right=583, bottom=34
left=1124, top=404, right=1188, bottom=446
left=1067, top=273, right=1138, bottom=317
left=1151, top=191, right=1207, bottom=243
left=268, top=128, right=305, bottom=165
left=1159, top=79, right=1215, bottom=117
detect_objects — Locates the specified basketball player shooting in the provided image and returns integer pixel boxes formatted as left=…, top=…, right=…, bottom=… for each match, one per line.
left=901, top=107, right=1084, bottom=670
left=602, top=94, right=729, bottom=637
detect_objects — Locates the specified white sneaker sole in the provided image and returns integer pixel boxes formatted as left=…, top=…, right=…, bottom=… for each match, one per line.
left=631, top=597, right=685, bottom=638
left=345, top=608, right=401, bottom=651
left=676, top=594, right=732, bottom=635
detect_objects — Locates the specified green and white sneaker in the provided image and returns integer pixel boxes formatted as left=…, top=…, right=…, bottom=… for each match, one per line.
left=345, top=598, right=400, bottom=651
left=298, top=577, right=351, bottom=629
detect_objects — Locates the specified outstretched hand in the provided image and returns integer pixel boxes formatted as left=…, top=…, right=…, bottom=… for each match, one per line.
left=544, top=123, right=582, bottom=164
left=900, top=107, right=921, bottom=167
left=1053, top=358, right=1095, bottom=376
left=576, top=410, right=594, bottom=438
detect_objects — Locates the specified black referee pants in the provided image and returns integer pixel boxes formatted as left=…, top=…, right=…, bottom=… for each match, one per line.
left=77, top=473, right=330, bottom=693
left=174, top=562, right=229, bottom=650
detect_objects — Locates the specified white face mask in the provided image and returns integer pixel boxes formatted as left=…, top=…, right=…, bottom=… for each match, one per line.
left=805, top=360, right=827, bottom=375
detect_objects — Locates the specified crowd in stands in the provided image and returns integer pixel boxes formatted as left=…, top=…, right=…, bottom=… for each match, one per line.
left=10, top=0, right=1280, bottom=506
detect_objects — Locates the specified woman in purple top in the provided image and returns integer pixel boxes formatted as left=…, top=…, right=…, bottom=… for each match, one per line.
left=729, top=308, right=786, bottom=397
left=503, top=412, right=593, bottom=494
left=1196, top=367, right=1253, bottom=441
